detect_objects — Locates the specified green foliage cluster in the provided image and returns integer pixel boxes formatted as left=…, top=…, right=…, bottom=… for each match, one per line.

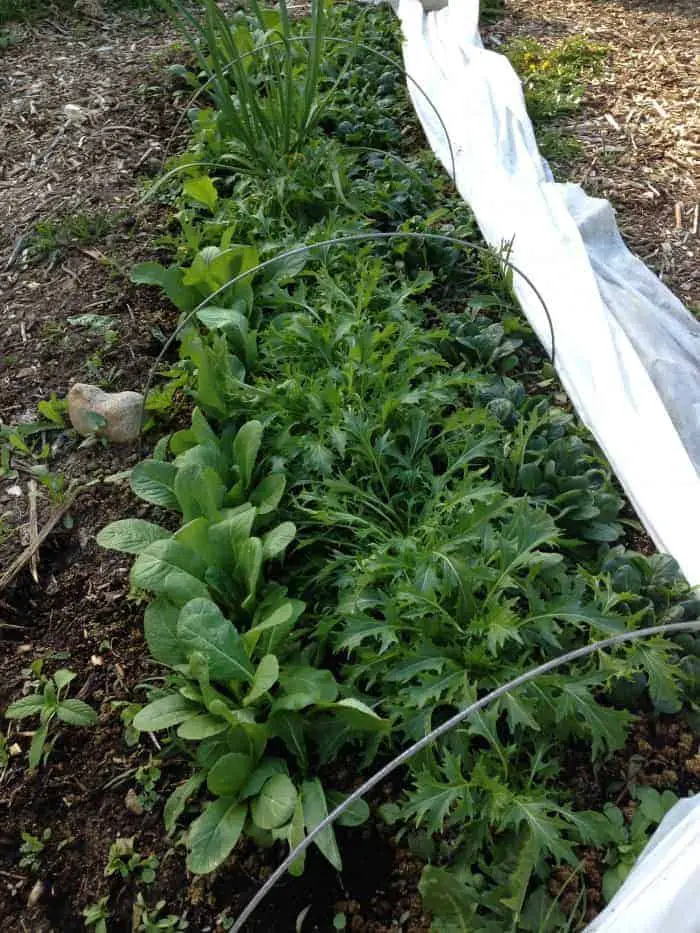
left=38, top=0, right=698, bottom=928
left=5, top=669, right=97, bottom=769
left=502, top=36, right=609, bottom=171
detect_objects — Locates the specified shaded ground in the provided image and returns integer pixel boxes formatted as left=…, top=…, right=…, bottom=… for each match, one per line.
left=491, top=0, right=699, bottom=308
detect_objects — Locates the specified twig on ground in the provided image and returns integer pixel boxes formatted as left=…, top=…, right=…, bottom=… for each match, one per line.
left=27, top=479, right=39, bottom=584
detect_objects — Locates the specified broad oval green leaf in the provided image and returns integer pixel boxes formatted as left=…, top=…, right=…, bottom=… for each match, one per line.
left=187, top=797, right=247, bottom=875
left=287, top=795, right=306, bottom=877
left=174, top=463, right=226, bottom=524
left=97, top=519, right=171, bottom=555
left=131, top=460, right=179, bottom=509
left=164, top=771, right=206, bottom=836
left=244, top=655, right=279, bottom=706
left=196, top=305, right=247, bottom=331
left=250, top=773, right=297, bottom=830
left=250, top=473, right=286, bottom=515
left=279, top=666, right=338, bottom=705
left=240, top=536, right=263, bottom=608
left=302, top=778, right=342, bottom=871
left=144, top=598, right=186, bottom=667
left=233, top=420, right=262, bottom=490
left=130, top=540, right=209, bottom=607
left=177, top=598, right=253, bottom=682
left=183, top=175, right=218, bottom=212
left=177, top=714, right=229, bottom=741
left=206, top=751, right=254, bottom=796
left=133, top=693, right=199, bottom=732
left=328, top=698, right=387, bottom=731
left=240, top=758, right=287, bottom=800
left=326, top=792, right=370, bottom=828
left=262, top=522, right=296, bottom=561
left=131, top=261, right=168, bottom=287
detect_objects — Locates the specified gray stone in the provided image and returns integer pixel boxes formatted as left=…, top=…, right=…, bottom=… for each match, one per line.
left=67, top=383, right=144, bottom=443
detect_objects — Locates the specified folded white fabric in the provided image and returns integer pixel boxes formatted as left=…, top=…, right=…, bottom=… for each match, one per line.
left=585, top=796, right=700, bottom=933
left=392, top=0, right=700, bottom=584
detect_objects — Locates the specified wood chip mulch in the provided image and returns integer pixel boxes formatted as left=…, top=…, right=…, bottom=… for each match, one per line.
left=491, top=0, right=699, bottom=309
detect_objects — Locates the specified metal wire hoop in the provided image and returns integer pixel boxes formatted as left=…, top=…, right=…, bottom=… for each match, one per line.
left=230, top=618, right=700, bottom=931
left=140, top=230, right=556, bottom=419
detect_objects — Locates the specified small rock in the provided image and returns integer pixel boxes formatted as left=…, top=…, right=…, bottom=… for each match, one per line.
left=125, top=788, right=144, bottom=816
left=67, top=384, right=143, bottom=443
left=27, top=880, right=44, bottom=907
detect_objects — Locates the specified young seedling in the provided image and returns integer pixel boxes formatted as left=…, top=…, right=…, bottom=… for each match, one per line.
left=105, top=836, right=159, bottom=884
left=83, top=895, right=111, bottom=933
left=134, top=759, right=162, bottom=812
left=133, top=892, right=188, bottom=932
left=19, top=829, right=51, bottom=874
left=4, top=669, right=98, bottom=769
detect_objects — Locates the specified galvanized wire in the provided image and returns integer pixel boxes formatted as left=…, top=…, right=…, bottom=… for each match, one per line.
left=230, top=618, right=700, bottom=931
left=141, top=230, right=556, bottom=415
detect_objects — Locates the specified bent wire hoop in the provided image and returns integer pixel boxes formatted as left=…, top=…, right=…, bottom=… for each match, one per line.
left=159, top=34, right=458, bottom=182
left=141, top=230, right=557, bottom=412
left=231, top=618, right=700, bottom=931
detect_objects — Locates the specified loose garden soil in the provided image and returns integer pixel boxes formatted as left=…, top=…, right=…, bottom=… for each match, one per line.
left=0, top=3, right=698, bottom=932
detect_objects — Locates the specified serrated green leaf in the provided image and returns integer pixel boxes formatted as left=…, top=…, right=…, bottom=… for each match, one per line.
left=55, top=699, right=98, bottom=726
left=5, top=695, right=46, bottom=719
left=419, top=866, right=476, bottom=932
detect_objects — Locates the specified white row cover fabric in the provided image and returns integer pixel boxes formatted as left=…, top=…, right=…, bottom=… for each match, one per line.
left=392, top=0, right=700, bottom=585
left=585, top=795, right=700, bottom=933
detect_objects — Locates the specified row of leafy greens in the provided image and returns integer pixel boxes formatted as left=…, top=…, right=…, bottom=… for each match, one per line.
left=98, top=1, right=699, bottom=929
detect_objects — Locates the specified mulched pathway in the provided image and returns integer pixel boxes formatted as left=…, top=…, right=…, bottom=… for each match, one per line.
left=492, top=0, right=699, bottom=308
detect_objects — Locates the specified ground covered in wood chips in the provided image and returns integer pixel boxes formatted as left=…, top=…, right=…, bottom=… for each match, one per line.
left=492, top=0, right=699, bottom=307
left=0, top=2, right=698, bottom=932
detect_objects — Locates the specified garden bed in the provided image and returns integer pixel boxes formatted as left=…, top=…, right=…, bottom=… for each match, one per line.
left=1, top=2, right=699, bottom=932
